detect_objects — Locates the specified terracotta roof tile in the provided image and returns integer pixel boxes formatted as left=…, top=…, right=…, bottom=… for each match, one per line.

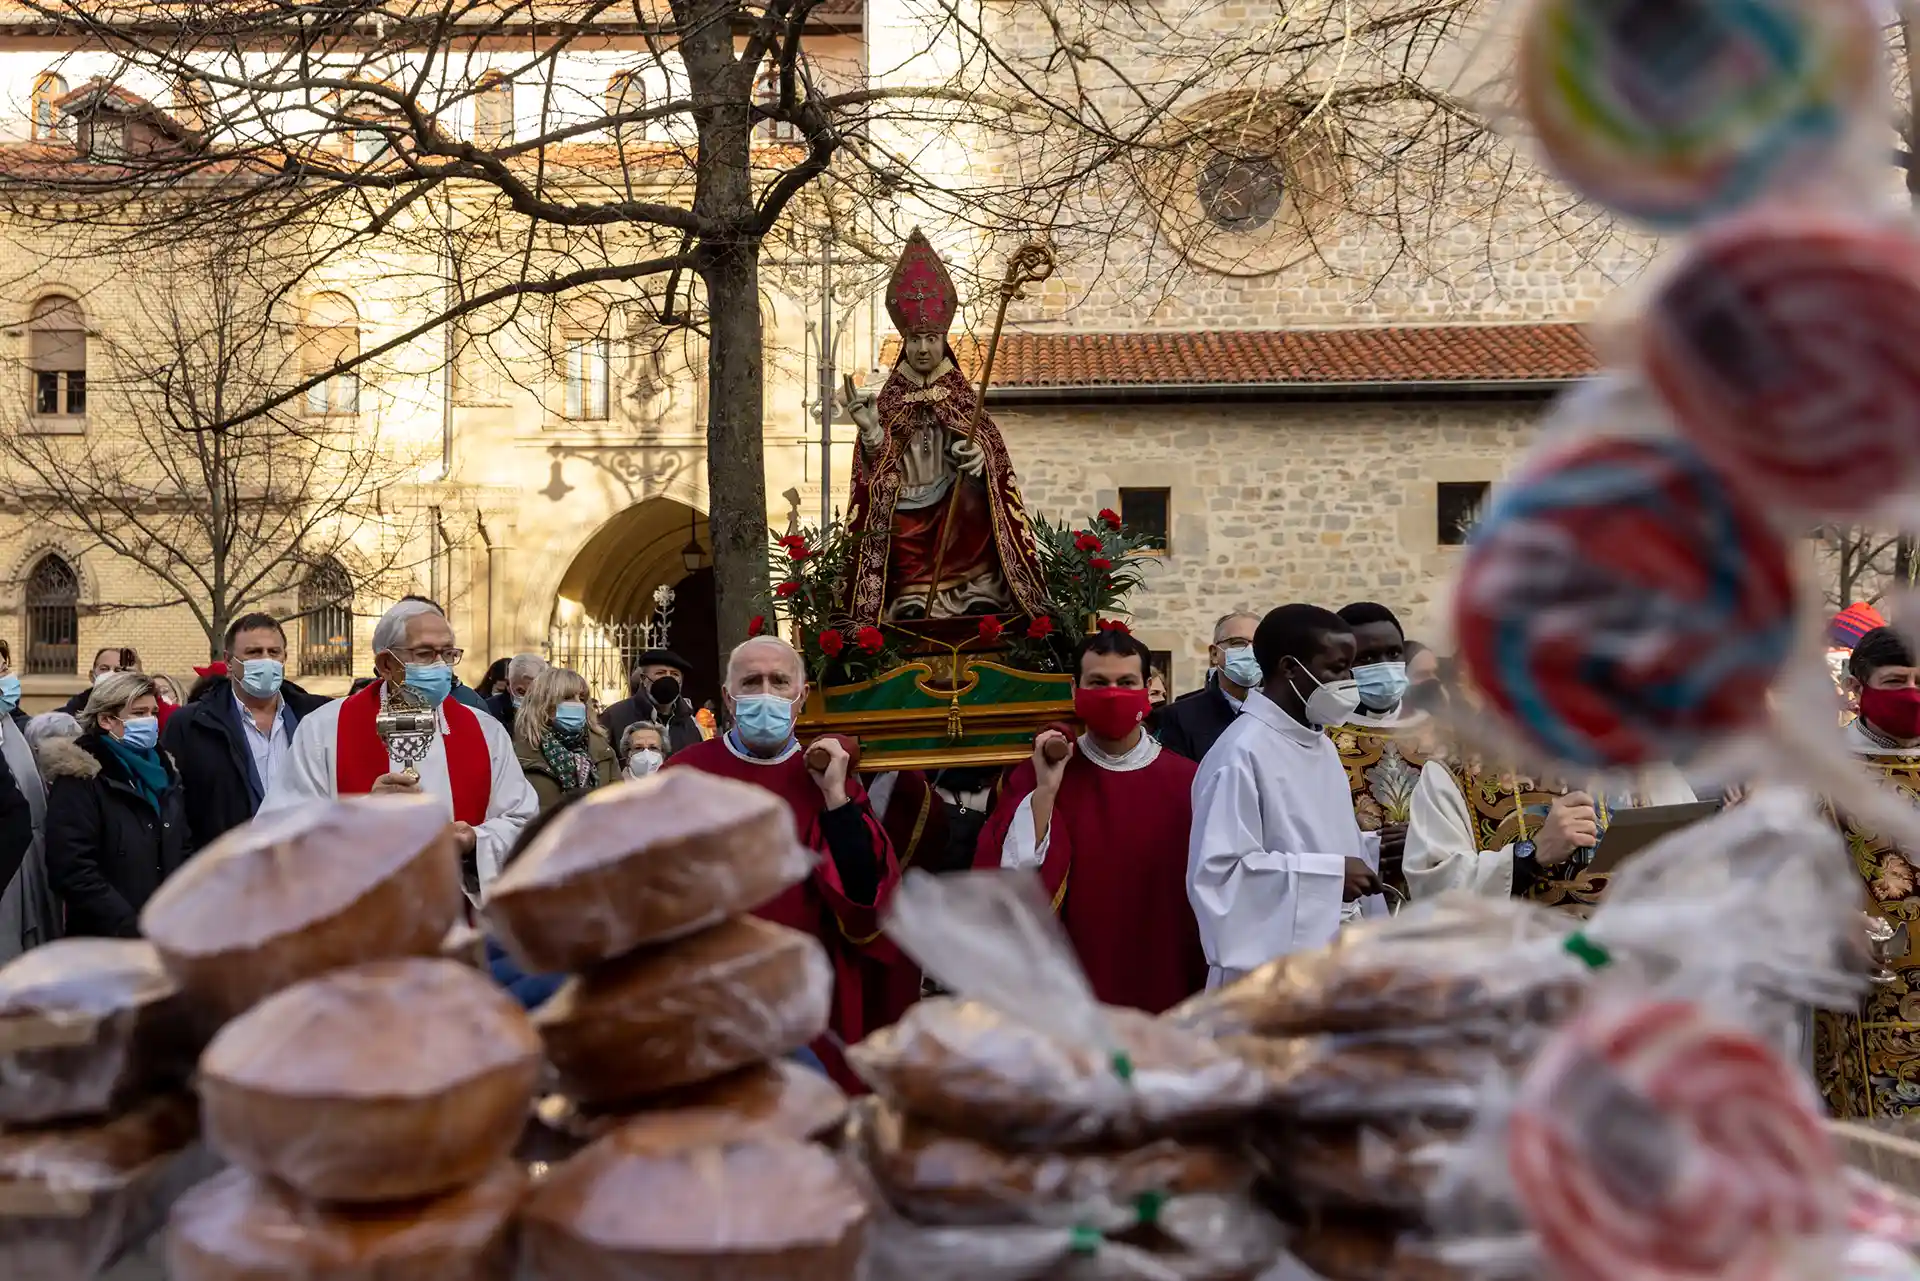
left=894, top=324, right=1596, bottom=391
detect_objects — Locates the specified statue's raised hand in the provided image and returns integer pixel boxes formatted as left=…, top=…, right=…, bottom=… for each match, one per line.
left=950, top=435, right=986, bottom=479
left=840, top=383, right=882, bottom=451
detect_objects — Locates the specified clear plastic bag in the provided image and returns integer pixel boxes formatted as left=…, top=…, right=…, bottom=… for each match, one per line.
left=0, top=938, right=197, bottom=1125
left=483, top=770, right=815, bottom=973
left=197, top=957, right=540, bottom=1205
left=0, top=1093, right=219, bottom=1281
left=1251, top=1122, right=1459, bottom=1219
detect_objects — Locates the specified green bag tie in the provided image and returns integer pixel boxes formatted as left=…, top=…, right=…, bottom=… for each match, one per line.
left=1109, top=1050, right=1134, bottom=1082
left=1563, top=932, right=1611, bottom=971
left=1133, top=1189, right=1166, bottom=1226
left=1069, top=1225, right=1102, bottom=1255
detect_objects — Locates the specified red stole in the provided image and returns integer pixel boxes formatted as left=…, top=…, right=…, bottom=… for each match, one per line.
left=336, top=683, right=491, bottom=825
left=975, top=746, right=1208, bottom=1014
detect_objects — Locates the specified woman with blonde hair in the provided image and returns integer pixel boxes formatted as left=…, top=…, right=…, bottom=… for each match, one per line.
left=43, top=671, right=188, bottom=936
left=514, top=667, right=617, bottom=811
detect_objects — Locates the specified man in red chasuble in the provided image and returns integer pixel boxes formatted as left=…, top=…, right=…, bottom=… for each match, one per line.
left=975, top=629, right=1208, bottom=1013
left=668, top=636, right=904, bottom=1087
left=842, top=229, right=1048, bottom=624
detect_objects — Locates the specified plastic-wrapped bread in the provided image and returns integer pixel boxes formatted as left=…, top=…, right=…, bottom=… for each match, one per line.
left=483, top=771, right=812, bottom=972
left=523, top=1060, right=849, bottom=1165
left=518, top=1115, right=867, bottom=1281
left=0, top=938, right=197, bottom=1125
left=166, top=1162, right=524, bottom=1281
left=1251, top=1122, right=1458, bottom=1217
left=140, top=795, right=462, bottom=1023
left=198, top=958, right=541, bottom=1204
left=848, top=1097, right=1253, bottom=1228
left=1218, top=1033, right=1513, bottom=1124
left=534, top=916, right=830, bottom=1106
left=846, top=998, right=1269, bottom=1148
left=1286, top=1222, right=1468, bottom=1281
left=0, top=1092, right=219, bottom=1281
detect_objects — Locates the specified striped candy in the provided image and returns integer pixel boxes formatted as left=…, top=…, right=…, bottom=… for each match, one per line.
left=1509, top=1000, right=1843, bottom=1281
left=1517, top=0, right=1882, bottom=228
left=1453, top=435, right=1795, bottom=769
left=1640, top=210, right=1920, bottom=517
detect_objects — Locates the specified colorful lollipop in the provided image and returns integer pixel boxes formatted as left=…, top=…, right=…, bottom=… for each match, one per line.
left=1639, top=209, right=1920, bottom=517
left=1517, top=0, right=1883, bottom=228
left=1509, top=1000, right=1843, bottom=1281
left=1453, top=434, right=1795, bottom=768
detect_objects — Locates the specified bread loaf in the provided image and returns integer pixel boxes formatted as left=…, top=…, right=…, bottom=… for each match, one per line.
left=484, top=771, right=811, bottom=972
left=140, top=795, right=461, bottom=1023
left=1251, top=1123, right=1457, bottom=1216
left=1221, top=1033, right=1518, bottom=1123
left=1286, top=1222, right=1468, bottom=1281
left=535, top=916, right=830, bottom=1105
left=198, top=958, right=541, bottom=1204
left=0, top=939, right=196, bottom=1124
left=518, top=1119, right=866, bottom=1281
left=166, top=1162, right=524, bottom=1281
left=846, top=998, right=1269, bottom=1147
left=849, top=1097, right=1252, bottom=1228
left=0, top=1092, right=218, bottom=1281
left=528, top=1060, right=849, bottom=1161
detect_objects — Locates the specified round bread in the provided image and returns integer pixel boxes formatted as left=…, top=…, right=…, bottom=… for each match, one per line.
left=0, top=938, right=195, bottom=1124
left=848, top=1097, right=1252, bottom=1227
left=484, top=770, right=810, bottom=972
left=519, top=1120, right=866, bottom=1281
left=534, top=916, right=831, bottom=1106
left=532, top=1060, right=850, bottom=1154
left=167, top=1162, right=524, bottom=1281
left=198, top=958, right=541, bottom=1203
left=141, top=794, right=461, bottom=1023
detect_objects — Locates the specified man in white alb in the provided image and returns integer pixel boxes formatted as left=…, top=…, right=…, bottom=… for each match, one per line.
left=1188, top=604, right=1382, bottom=987
left=261, top=600, right=537, bottom=891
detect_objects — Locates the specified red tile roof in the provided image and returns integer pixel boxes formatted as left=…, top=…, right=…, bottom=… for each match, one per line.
left=911, top=324, right=1597, bottom=392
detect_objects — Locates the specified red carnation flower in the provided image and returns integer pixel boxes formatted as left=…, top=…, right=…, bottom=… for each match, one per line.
left=856, top=626, right=885, bottom=654
left=818, top=628, right=846, bottom=658
left=1073, top=532, right=1102, bottom=553
left=788, top=544, right=812, bottom=562
left=1089, top=557, right=1112, bottom=571
left=1096, top=618, right=1132, bottom=635
left=748, top=615, right=767, bottom=637
left=775, top=581, right=800, bottom=598
left=977, top=616, right=1005, bottom=644
left=1098, top=508, right=1122, bottom=529
left=1027, top=616, right=1054, bottom=640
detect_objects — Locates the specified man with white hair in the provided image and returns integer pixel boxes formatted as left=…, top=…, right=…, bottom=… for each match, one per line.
left=1157, top=611, right=1261, bottom=763
left=262, top=600, right=538, bottom=889
left=667, top=635, right=902, bottom=1085
left=484, top=652, right=548, bottom=734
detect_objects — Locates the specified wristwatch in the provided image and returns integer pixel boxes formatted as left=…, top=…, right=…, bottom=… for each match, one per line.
left=1512, top=839, right=1537, bottom=862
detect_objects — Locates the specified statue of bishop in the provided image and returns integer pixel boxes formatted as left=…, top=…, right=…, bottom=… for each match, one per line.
left=841, top=230, right=1049, bottom=625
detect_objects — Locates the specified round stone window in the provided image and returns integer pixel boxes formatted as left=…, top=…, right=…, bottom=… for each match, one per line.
left=1197, top=152, right=1286, bottom=232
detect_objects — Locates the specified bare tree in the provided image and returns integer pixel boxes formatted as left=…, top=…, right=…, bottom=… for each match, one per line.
left=0, top=0, right=1627, bottom=643
left=0, top=233, right=429, bottom=658
left=1817, top=525, right=1900, bottom=611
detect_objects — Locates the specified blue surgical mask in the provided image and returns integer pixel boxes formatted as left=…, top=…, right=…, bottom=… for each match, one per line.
left=732, top=693, right=796, bottom=753
left=554, top=701, right=588, bottom=732
left=0, top=675, right=19, bottom=712
left=1353, top=661, right=1410, bottom=713
left=1220, top=647, right=1262, bottom=690
left=511, top=694, right=524, bottom=709
left=119, top=716, right=160, bottom=751
left=239, top=658, right=285, bottom=700
left=402, top=663, right=454, bottom=707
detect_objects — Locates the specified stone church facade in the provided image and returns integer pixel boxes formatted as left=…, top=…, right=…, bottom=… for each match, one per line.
left=0, top=0, right=1641, bottom=708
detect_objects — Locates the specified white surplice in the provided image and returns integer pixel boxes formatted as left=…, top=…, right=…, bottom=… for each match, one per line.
left=1187, top=689, right=1371, bottom=987
left=1001, top=732, right=1161, bottom=870
left=1402, top=760, right=1697, bottom=900
left=260, top=685, right=539, bottom=889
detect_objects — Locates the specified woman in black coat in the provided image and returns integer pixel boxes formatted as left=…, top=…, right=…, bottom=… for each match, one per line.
left=42, top=672, right=189, bottom=938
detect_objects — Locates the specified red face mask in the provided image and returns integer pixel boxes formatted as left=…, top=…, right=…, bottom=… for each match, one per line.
left=1074, top=685, right=1152, bottom=741
left=1862, top=684, right=1920, bottom=739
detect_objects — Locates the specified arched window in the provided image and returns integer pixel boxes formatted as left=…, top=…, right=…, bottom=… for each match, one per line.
left=30, top=72, right=67, bottom=140
left=301, top=293, right=360, bottom=415
left=299, top=559, right=353, bottom=677
left=29, top=295, right=86, bottom=418
left=606, top=72, right=645, bottom=144
left=560, top=298, right=610, bottom=421
left=24, top=553, right=78, bottom=675
left=473, top=73, right=513, bottom=145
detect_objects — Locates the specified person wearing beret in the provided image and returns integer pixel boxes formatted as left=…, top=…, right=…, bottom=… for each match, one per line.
left=600, top=648, right=703, bottom=762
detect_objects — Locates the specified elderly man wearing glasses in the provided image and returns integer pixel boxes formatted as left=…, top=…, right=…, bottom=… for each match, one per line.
left=260, top=599, right=537, bottom=892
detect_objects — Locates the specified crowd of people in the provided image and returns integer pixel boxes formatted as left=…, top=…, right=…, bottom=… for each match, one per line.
left=0, top=590, right=1743, bottom=1083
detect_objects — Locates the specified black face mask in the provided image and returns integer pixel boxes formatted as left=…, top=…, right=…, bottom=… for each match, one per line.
left=649, top=676, right=682, bottom=707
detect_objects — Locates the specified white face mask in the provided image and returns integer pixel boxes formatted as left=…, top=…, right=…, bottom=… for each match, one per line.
left=627, top=748, right=663, bottom=779
left=1290, top=658, right=1361, bottom=729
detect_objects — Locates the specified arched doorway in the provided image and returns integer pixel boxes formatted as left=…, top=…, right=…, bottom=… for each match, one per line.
left=547, top=498, right=719, bottom=710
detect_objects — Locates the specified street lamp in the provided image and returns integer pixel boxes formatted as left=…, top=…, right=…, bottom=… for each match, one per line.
left=680, top=507, right=705, bottom=573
